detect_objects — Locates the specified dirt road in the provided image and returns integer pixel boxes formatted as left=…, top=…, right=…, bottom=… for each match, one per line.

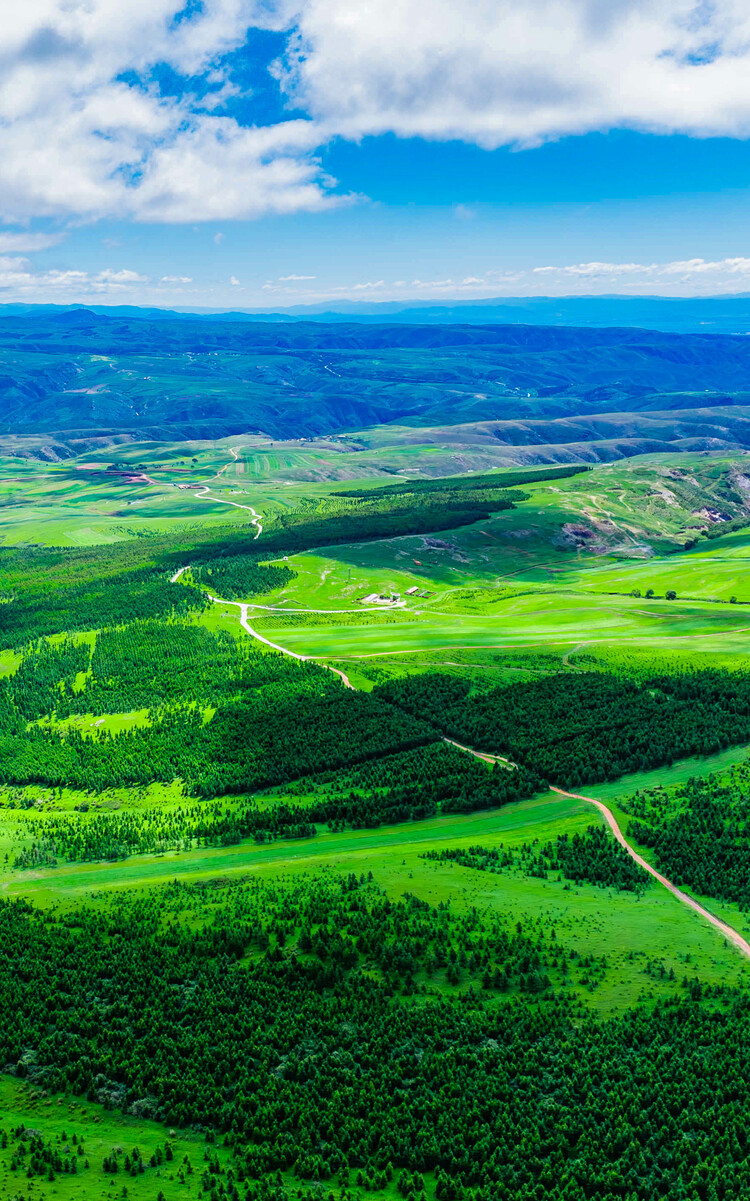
left=193, top=487, right=262, bottom=538
left=550, top=785, right=750, bottom=962
left=442, top=737, right=515, bottom=767
left=209, top=597, right=355, bottom=689
left=173, top=575, right=750, bottom=961
left=186, top=446, right=262, bottom=537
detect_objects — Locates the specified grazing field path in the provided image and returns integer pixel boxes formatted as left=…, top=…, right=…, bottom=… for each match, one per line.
left=188, top=447, right=262, bottom=537
left=208, top=597, right=355, bottom=689
left=550, top=785, right=750, bottom=962
left=193, top=487, right=263, bottom=538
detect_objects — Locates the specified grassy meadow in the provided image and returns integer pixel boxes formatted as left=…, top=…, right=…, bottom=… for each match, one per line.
left=2, top=441, right=750, bottom=1198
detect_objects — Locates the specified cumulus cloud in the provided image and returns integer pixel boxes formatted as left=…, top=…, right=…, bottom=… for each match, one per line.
left=0, top=1, right=340, bottom=224
left=161, top=275, right=193, bottom=283
left=275, top=0, right=750, bottom=146
left=278, top=273, right=316, bottom=280
left=6, top=1, right=750, bottom=228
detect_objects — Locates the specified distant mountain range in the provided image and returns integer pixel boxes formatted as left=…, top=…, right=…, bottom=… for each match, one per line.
left=5, top=295, right=750, bottom=333
left=4, top=305, right=750, bottom=460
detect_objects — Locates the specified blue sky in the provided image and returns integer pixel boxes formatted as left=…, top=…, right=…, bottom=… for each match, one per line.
left=3, top=1, right=750, bottom=308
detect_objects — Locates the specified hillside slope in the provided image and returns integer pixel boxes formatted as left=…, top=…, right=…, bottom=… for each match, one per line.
left=6, top=311, right=750, bottom=455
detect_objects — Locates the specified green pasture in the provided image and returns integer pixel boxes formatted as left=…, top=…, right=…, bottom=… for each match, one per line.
left=78, top=430, right=508, bottom=487
left=0, top=790, right=744, bottom=1014
left=0, top=779, right=191, bottom=873
left=0, top=441, right=746, bottom=555
left=0, top=432, right=498, bottom=546
left=243, top=589, right=750, bottom=666
left=0, top=443, right=270, bottom=546
left=0, top=1076, right=230, bottom=1201
left=4, top=740, right=750, bottom=1014
left=561, top=530, right=750, bottom=602
left=33, top=708, right=152, bottom=736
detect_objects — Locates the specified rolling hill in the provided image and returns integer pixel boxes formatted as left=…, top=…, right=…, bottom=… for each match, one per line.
left=6, top=308, right=750, bottom=461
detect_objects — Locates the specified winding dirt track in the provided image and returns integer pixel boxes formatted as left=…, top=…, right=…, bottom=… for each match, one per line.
left=173, top=547, right=750, bottom=960
left=209, top=597, right=355, bottom=689
left=386, top=723, right=750, bottom=960
left=193, top=487, right=263, bottom=538
left=550, top=785, right=750, bottom=962
left=191, top=447, right=263, bottom=538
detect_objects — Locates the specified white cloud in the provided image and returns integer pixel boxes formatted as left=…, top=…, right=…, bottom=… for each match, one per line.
left=96, top=268, right=148, bottom=284
left=7, top=1, right=750, bottom=230
left=0, top=258, right=153, bottom=296
left=524, top=256, right=750, bottom=294
left=276, top=0, right=750, bottom=146
left=533, top=261, right=659, bottom=277
left=534, top=257, right=750, bottom=280
left=161, top=275, right=193, bottom=283
left=0, top=231, right=63, bottom=252
left=278, top=273, right=316, bottom=280
left=0, top=1, right=340, bottom=224
left=214, top=257, right=750, bottom=303
left=230, top=275, right=241, bottom=286
left=662, top=256, right=750, bottom=275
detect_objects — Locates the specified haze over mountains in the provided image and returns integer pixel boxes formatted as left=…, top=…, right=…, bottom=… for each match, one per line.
left=4, top=304, right=750, bottom=465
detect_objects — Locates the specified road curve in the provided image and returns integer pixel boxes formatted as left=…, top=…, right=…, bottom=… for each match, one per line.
left=550, top=785, right=750, bottom=962
left=208, top=597, right=355, bottom=689
left=193, top=487, right=263, bottom=538
left=442, top=737, right=515, bottom=768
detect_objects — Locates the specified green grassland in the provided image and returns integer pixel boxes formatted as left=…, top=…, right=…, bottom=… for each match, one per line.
left=0, top=433, right=517, bottom=547
left=3, top=440, right=750, bottom=1199
left=0, top=767, right=747, bottom=1201
left=1, top=743, right=749, bottom=1007
left=0, top=1077, right=231, bottom=1201
left=174, top=452, right=748, bottom=679
left=0, top=438, right=748, bottom=554
left=0, top=796, right=742, bottom=1014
